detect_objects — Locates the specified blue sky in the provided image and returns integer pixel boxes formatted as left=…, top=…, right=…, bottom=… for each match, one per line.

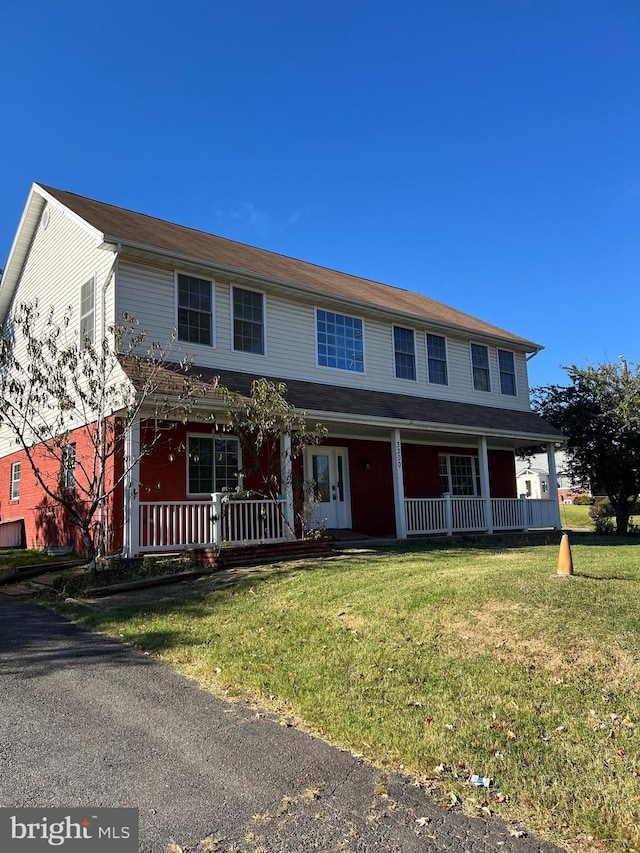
left=1, top=0, right=638, bottom=389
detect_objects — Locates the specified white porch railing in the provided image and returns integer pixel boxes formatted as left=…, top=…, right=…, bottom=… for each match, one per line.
left=405, top=495, right=560, bottom=536
left=139, top=494, right=290, bottom=552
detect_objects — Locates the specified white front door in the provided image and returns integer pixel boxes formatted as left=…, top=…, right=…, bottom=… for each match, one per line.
left=305, top=447, right=351, bottom=530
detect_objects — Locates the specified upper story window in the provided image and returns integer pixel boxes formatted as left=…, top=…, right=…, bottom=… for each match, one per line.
left=498, top=349, right=517, bottom=396
left=439, top=454, right=481, bottom=496
left=232, top=286, right=265, bottom=355
left=10, top=461, right=21, bottom=500
left=426, top=333, right=448, bottom=385
left=79, top=276, right=95, bottom=349
left=471, top=343, right=491, bottom=392
left=61, top=443, right=76, bottom=491
left=316, top=309, right=364, bottom=373
left=177, top=273, right=213, bottom=347
left=187, top=435, right=240, bottom=495
left=393, top=326, right=416, bottom=381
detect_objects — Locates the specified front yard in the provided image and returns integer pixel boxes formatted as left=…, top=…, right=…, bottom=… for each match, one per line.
left=61, top=538, right=638, bottom=852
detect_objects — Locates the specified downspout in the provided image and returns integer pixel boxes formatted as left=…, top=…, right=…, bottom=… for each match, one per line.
left=96, top=245, right=120, bottom=558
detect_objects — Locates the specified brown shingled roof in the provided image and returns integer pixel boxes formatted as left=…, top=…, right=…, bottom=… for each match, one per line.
left=40, top=184, right=539, bottom=349
left=120, top=358, right=561, bottom=441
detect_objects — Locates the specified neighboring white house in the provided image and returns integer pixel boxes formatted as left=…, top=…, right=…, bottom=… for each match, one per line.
left=0, top=183, right=563, bottom=555
left=516, top=450, right=588, bottom=503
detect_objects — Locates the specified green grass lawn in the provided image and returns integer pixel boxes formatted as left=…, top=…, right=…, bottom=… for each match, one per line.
left=558, top=503, right=594, bottom=529
left=66, top=538, right=640, bottom=853
left=0, top=549, right=78, bottom=581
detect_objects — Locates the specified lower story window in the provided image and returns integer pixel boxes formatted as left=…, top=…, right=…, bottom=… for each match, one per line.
left=10, top=461, right=21, bottom=500
left=439, top=454, right=481, bottom=496
left=61, top=443, right=76, bottom=491
left=188, top=436, right=240, bottom=495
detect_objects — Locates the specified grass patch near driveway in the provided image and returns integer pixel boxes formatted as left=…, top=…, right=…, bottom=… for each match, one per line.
left=0, top=549, right=78, bottom=581
left=68, top=539, right=640, bottom=852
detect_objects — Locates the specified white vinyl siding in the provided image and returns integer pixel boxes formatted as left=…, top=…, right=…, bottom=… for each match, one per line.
left=0, top=199, right=114, bottom=458
left=115, top=260, right=533, bottom=412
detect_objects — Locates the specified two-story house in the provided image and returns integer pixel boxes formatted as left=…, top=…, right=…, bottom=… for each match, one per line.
left=0, top=183, right=562, bottom=556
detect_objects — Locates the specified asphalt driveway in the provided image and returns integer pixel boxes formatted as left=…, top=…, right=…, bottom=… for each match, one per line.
left=0, top=596, right=563, bottom=852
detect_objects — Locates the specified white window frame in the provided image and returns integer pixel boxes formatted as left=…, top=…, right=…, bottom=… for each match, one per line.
left=498, top=349, right=517, bottom=396
left=10, top=461, right=21, bottom=500
left=470, top=343, right=491, bottom=392
left=439, top=453, right=482, bottom=496
left=79, top=275, right=96, bottom=349
left=186, top=433, right=242, bottom=497
left=230, top=285, right=266, bottom=356
left=175, top=271, right=215, bottom=348
left=315, top=308, right=366, bottom=374
left=61, top=443, right=76, bottom=492
left=392, top=325, right=417, bottom=381
left=426, top=333, right=449, bottom=386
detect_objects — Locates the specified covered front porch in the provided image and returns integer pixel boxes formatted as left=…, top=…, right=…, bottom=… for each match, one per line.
left=120, top=417, right=561, bottom=556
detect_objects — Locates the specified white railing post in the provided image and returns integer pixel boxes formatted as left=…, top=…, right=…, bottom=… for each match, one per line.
left=212, top=493, right=223, bottom=545
left=519, top=496, right=529, bottom=531
left=444, top=493, right=453, bottom=536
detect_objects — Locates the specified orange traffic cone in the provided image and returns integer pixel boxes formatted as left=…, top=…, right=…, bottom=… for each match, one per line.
left=557, top=533, right=574, bottom=576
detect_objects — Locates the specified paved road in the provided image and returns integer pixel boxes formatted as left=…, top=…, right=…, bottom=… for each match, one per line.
left=0, top=596, right=564, bottom=852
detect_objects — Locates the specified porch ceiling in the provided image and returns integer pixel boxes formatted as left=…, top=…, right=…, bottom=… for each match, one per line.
left=120, top=358, right=562, bottom=451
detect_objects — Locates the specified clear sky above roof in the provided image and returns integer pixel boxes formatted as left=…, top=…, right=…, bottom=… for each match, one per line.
left=1, top=0, right=638, bottom=390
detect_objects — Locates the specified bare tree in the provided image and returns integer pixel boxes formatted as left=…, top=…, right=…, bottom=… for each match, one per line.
left=0, top=302, right=211, bottom=568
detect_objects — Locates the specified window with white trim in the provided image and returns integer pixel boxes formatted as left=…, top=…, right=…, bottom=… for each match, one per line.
left=393, top=326, right=416, bottom=380
left=79, top=277, right=95, bottom=348
left=426, top=333, right=448, bottom=385
left=232, top=286, right=265, bottom=354
left=10, top=461, right=21, bottom=500
left=61, top=443, right=76, bottom=491
left=187, top=435, right=240, bottom=495
left=498, top=349, right=517, bottom=396
left=316, top=309, right=364, bottom=372
left=177, top=273, right=213, bottom=346
left=439, top=454, right=481, bottom=496
left=471, top=343, right=491, bottom=392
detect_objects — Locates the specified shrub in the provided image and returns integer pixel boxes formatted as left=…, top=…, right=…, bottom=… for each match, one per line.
left=572, top=495, right=595, bottom=506
left=589, top=500, right=615, bottom=534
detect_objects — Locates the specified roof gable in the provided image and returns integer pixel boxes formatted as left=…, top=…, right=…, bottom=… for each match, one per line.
left=36, top=183, right=541, bottom=350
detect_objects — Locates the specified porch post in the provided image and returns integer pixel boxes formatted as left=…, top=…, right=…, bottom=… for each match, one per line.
left=546, top=443, right=561, bottom=529
left=391, top=429, right=407, bottom=539
left=123, top=416, right=141, bottom=557
left=478, top=436, right=493, bottom=533
left=280, top=433, right=295, bottom=539
left=212, top=493, right=223, bottom=545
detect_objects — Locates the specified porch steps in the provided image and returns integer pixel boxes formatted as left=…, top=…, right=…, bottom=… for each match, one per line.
left=190, top=537, right=334, bottom=570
